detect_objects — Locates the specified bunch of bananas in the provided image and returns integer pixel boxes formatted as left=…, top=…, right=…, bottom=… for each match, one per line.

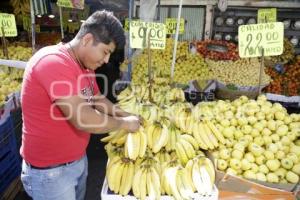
left=146, top=122, right=169, bottom=153
left=175, top=134, right=200, bottom=165
left=10, top=0, right=30, bottom=16
left=162, top=156, right=215, bottom=200
left=124, top=128, right=147, bottom=160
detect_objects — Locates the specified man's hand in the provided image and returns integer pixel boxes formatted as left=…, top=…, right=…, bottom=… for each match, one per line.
left=121, top=115, right=141, bottom=132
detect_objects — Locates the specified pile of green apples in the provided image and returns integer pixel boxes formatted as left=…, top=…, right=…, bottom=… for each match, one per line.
left=193, top=95, right=300, bottom=184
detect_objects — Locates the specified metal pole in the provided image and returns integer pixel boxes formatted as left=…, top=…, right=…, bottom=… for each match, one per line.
left=170, top=0, right=183, bottom=82
left=59, top=6, right=64, bottom=39
left=127, top=0, right=133, bottom=82
left=1, top=27, right=10, bottom=73
left=258, top=48, right=264, bottom=95
left=30, top=0, right=36, bottom=52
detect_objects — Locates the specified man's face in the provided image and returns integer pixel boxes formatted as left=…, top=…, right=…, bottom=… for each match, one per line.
left=81, top=39, right=116, bottom=71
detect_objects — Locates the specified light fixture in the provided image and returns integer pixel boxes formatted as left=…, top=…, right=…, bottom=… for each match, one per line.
left=68, top=19, right=73, bottom=22
left=37, top=14, right=42, bottom=18
left=80, top=20, right=85, bottom=23
left=48, top=14, right=55, bottom=18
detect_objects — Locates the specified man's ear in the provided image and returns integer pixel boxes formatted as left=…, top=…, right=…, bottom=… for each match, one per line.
left=82, top=33, right=94, bottom=46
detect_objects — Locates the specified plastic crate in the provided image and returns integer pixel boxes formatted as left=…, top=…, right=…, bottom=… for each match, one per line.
left=0, top=116, right=17, bottom=159
left=101, top=178, right=219, bottom=200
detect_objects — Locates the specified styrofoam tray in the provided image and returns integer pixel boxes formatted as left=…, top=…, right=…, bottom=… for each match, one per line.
left=101, top=177, right=219, bottom=200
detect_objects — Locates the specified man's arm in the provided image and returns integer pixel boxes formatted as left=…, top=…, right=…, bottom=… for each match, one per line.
left=55, top=95, right=140, bottom=134
left=93, top=93, right=132, bottom=117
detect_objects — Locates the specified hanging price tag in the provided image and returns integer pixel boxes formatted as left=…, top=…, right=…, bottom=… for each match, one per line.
left=165, top=18, right=185, bottom=34
left=57, top=0, right=85, bottom=9
left=238, top=22, right=284, bottom=58
left=258, top=8, right=277, bottom=23
left=129, top=21, right=166, bottom=49
left=0, top=13, right=17, bottom=37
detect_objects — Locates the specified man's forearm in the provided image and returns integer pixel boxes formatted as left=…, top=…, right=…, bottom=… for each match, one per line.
left=94, top=95, right=131, bottom=117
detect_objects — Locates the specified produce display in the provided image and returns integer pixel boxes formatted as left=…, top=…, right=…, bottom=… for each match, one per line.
left=265, top=38, right=295, bottom=65
left=10, top=0, right=30, bottom=16
left=264, top=61, right=300, bottom=96
left=192, top=96, right=300, bottom=184
left=101, top=82, right=217, bottom=199
left=0, top=71, right=22, bottom=106
left=122, top=38, right=211, bottom=84
left=196, top=40, right=239, bottom=61
left=206, top=58, right=271, bottom=87
left=0, top=44, right=33, bottom=61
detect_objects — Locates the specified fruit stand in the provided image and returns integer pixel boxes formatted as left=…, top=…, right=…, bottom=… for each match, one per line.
left=0, top=0, right=300, bottom=199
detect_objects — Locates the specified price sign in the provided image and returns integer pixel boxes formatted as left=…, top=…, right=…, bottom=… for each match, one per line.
left=238, top=22, right=284, bottom=58
left=57, top=0, right=85, bottom=9
left=258, top=8, right=277, bottom=23
left=129, top=21, right=166, bottom=49
left=165, top=18, right=185, bottom=34
left=0, top=13, right=17, bottom=37
left=124, top=18, right=139, bottom=32
left=23, top=15, right=31, bottom=32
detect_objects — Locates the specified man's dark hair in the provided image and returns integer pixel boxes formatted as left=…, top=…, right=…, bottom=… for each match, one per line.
left=76, top=10, right=125, bottom=49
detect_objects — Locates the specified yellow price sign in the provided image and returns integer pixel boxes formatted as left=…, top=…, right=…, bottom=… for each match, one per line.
left=238, top=22, right=284, bottom=58
left=23, top=15, right=31, bottom=32
left=129, top=21, right=166, bottom=49
left=0, top=13, right=17, bottom=37
left=57, top=0, right=85, bottom=9
left=258, top=8, right=277, bottom=23
left=165, top=18, right=185, bottom=34
left=124, top=18, right=139, bottom=32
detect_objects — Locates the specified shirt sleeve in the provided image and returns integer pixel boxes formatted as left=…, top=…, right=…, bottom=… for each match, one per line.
left=33, top=54, right=79, bottom=102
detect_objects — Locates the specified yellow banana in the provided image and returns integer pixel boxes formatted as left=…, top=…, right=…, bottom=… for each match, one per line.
left=150, top=167, right=161, bottom=200
left=192, top=122, right=209, bottom=150
left=166, top=166, right=182, bottom=200
left=206, top=121, right=226, bottom=144
left=179, top=139, right=196, bottom=160
left=192, top=161, right=205, bottom=195
left=146, top=169, right=156, bottom=200
left=203, top=123, right=219, bottom=148
left=199, top=165, right=213, bottom=195
left=175, top=142, right=189, bottom=166
left=139, top=130, right=147, bottom=157
left=132, top=167, right=143, bottom=198
left=181, top=134, right=199, bottom=150
left=185, top=159, right=196, bottom=192
left=178, top=169, right=193, bottom=199
left=113, top=162, right=125, bottom=193
left=146, top=123, right=155, bottom=149
left=198, top=122, right=215, bottom=150
left=140, top=168, right=147, bottom=200
left=119, top=163, right=129, bottom=195
left=153, top=125, right=168, bottom=153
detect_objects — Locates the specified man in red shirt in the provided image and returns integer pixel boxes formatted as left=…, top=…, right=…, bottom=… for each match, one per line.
left=20, top=10, right=140, bottom=200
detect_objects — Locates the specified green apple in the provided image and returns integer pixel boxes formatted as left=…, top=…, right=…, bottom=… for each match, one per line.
left=287, top=131, right=297, bottom=141
left=256, top=172, right=267, bottom=182
left=290, top=144, right=300, bottom=156
left=238, top=138, right=249, bottom=146
left=286, top=171, right=299, bottom=183
left=251, top=128, right=260, bottom=137
left=225, top=110, right=234, bottom=119
left=230, top=158, right=242, bottom=170
left=282, top=146, right=290, bottom=154
left=233, top=143, right=246, bottom=152
left=221, top=119, right=231, bottom=127
left=219, top=149, right=231, bottom=160
left=225, top=138, right=235, bottom=148
left=244, top=152, right=255, bottom=163
left=222, top=127, right=234, bottom=138
left=255, top=155, right=266, bottom=165
left=268, top=143, right=278, bottom=153
left=257, top=95, right=267, bottom=101
left=281, top=136, right=291, bottom=146
left=256, top=112, right=265, bottom=121
left=241, top=158, right=252, bottom=170
left=266, top=159, right=280, bottom=171
left=217, top=159, right=228, bottom=171
left=264, top=150, right=275, bottom=160
left=267, top=173, right=279, bottom=183
left=260, top=105, right=271, bottom=114
left=284, top=116, right=292, bottom=125
left=287, top=153, right=299, bottom=164
left=254, top=136, right=264, bottom=147
left=247, top=116, right=257, bottom=125
left=241, top=125, right=252, bottom=135
left=292, top=163, right=300, bottom=175
left=234, top=129, right=244, bottom=139
left=271, top=134, right=280, bottom=142
left=280, top=179, right=288, bottom=184
left=275, top=150, right=285, bottom=160
left=263, top=135, right=272, bottom=145
left=266, top=113, right=274, bottom=120
left=226, top=167, right=238, bottom=176
left=244, top=135, right=254, bottom=142
left=248, top=143, right=264, bottom=157
left=262, top=128, right=272, bottom=136
left=230, top=118, right=238, bottom=126
left=239, top=96, right=249, bottom=103
left=281, top=158, right=293, bottom=170
left=259, top=164, right=269, bottom=174
left=267, top=120, right=276, bottom=131
left=253, top=122, right=264, bottom=132
left=276, top=120, right=285, bottom=127
left=274, top=111, right=285, bottom=121
left=290, top=113, right=299, bottom=122
left=251, top=163, right=259, bottom=173
left=232, top=149, right=244, bottom=160
left=243, top=170, right=256, bottom=180
left=260, top=120, right=268, bottom=128
left=295, top=139, right=300, bottom=146
left=238, top=117, right=248, bottom=126
left=276, top=125, right=288, bottom=136
left=275, top=168, right=287, bottom=179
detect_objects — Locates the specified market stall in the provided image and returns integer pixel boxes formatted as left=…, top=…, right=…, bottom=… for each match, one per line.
left=0, top=0, right=300, bottom=199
